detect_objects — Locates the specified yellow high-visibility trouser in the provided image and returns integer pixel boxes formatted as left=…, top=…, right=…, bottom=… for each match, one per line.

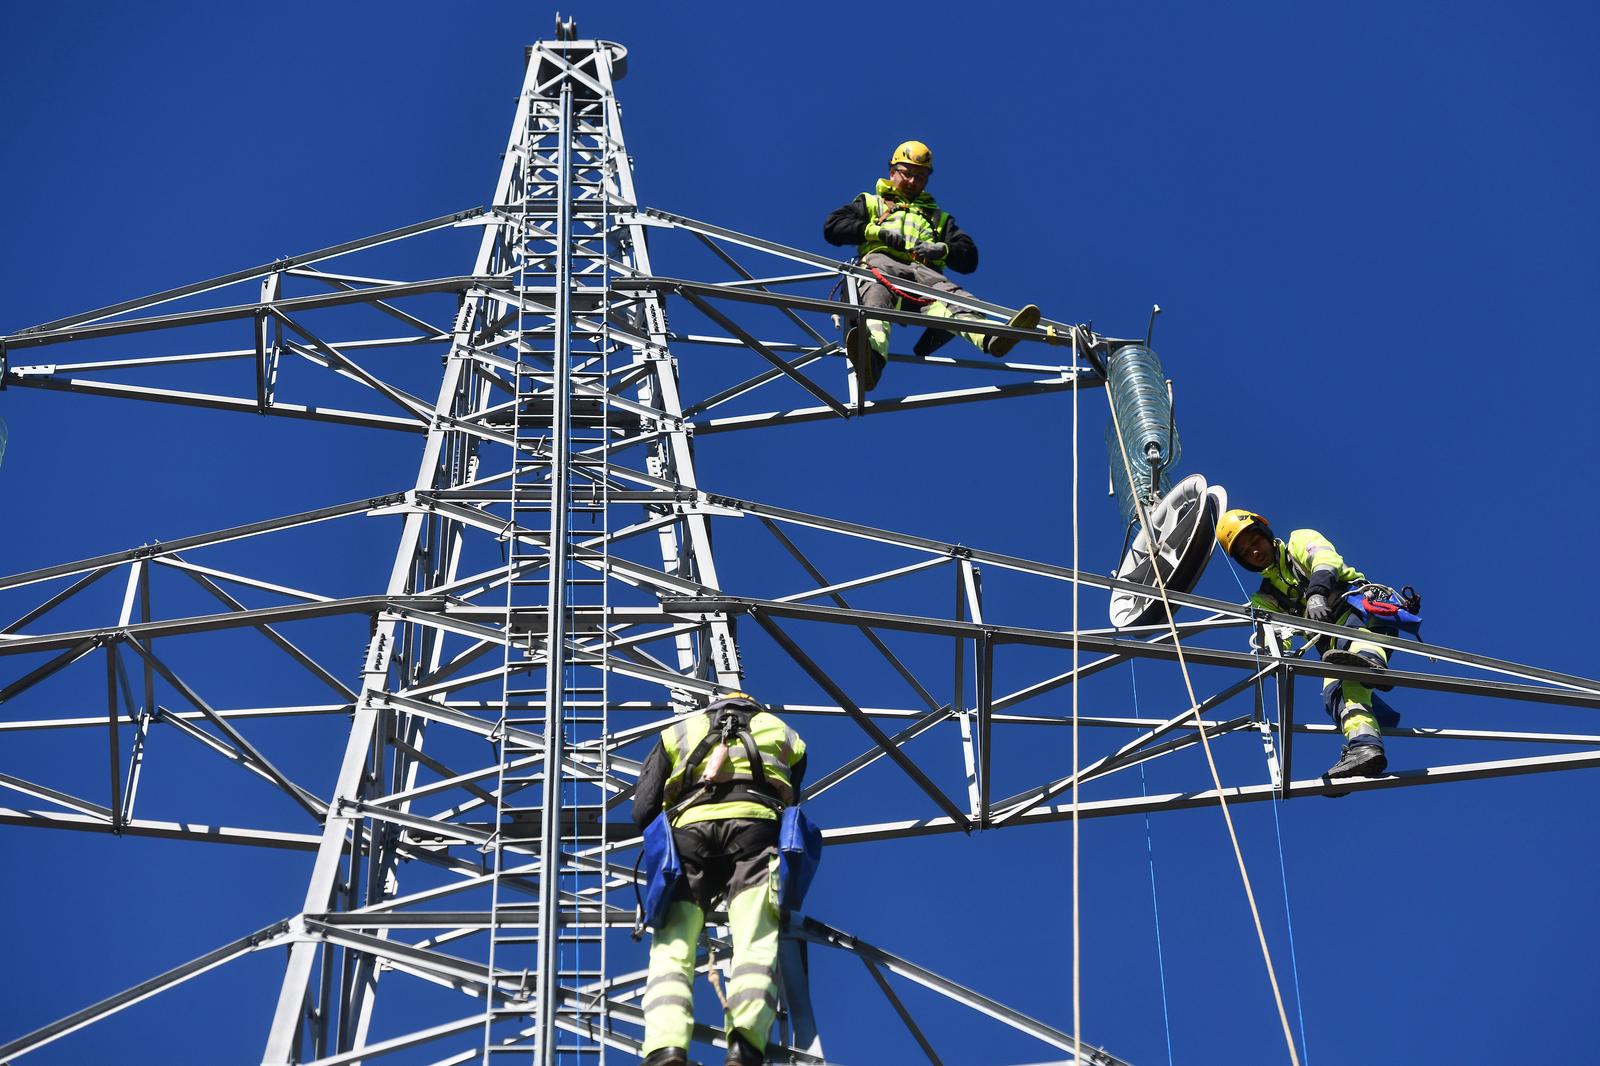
left=641, top=819, right=782, bottom=1057
left=1323, top=609, right=1390, bottom=742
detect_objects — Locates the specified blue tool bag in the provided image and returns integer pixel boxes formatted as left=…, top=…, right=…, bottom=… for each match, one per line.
left=633, top=811, right=682, bottom=936
left=1341, top=583, right=1422, bottom=635
left=778, top=806, right=824, bottom=911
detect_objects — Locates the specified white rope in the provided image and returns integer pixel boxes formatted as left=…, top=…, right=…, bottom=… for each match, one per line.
left=1103, top=354, right=1302, bottom=1066
left=1071, top=326, right=1083, bottom=1061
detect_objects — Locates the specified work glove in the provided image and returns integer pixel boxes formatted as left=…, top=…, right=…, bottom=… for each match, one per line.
left=1303, top=593, right=1337, bottom=624
left=912, top=240, right=948, bottom=262
left=868, top=225, right=907, bottom=251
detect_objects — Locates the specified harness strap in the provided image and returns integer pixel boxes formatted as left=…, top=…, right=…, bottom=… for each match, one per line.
left=667, top=709, right=780, bottom=819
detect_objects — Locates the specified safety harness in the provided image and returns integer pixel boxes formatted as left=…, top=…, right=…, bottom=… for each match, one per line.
left=667, top=703, right=783, bottom=816
left=632, top=706, right=823, bottom=938
left=859, top=186, right=951, bottom=270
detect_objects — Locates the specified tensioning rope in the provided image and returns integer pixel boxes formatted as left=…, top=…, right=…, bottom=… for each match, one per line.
left=1226, top=556, right=1313, bottom=1065
left=1129, top=661, right=1176, bottom=1066
left=1102, top=370, right=1302, bottom=1066
left=1071, top=327, right=1083, bottom=1061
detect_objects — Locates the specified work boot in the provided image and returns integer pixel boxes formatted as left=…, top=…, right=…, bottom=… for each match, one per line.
left=845, top=326, right=871, bottom=387
left=642, top=1048, right=688, bottom=1066
left=983, top=303, right=1041, bottom=359
left=845, top=326, right=886, bottom=392
left=1326, top=741, right=1387, bottom=782
left=1324, top=648, right=1393, bottom=690
left=725, top=1030, right=765, bottom=1066
left=912, top=326, right=955, bottom=358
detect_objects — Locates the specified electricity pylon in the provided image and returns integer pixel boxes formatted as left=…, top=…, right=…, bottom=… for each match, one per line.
left=3, top=30, right=1598, bottom=1066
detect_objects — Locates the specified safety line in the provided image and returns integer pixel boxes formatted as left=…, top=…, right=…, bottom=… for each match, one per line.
left=1130, top=662, right=1176, bottom=1066
left=1071, top=329, right=1083, bottom=1060
left=1227, top=557, right=1313, bottom=1066
left=1103, top=384, right=1302, bottom=1065
left=1271, top=791, right=1312, bottom=1065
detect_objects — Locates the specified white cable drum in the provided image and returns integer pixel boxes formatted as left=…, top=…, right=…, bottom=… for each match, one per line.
left=1109, top=473, right=1227, bottom=628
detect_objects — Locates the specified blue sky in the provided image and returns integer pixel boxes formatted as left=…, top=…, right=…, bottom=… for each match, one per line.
left=3, top=2, right=1599, bottom=1064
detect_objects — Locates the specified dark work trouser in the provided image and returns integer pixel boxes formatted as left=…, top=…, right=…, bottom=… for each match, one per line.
left=641, top=817, right=781, bottom=1056
left=859, top=251, right=986, bottom=365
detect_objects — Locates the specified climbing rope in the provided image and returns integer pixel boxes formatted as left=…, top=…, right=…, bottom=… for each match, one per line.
left=1270, top=794, right=1312, bottom=1066
left=1226, top=556, right=1314, bottom=1066
left=1129, top=661, right=1176, bottom=1066
left=1104, top=384, right=1303, bottom=1066
left=1071, top=328, right=1083, bottom=1061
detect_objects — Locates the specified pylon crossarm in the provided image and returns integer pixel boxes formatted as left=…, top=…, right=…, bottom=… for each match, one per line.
left=803, top=705, right=955, bottom=801
left=5, top=338, right=433, bottom=377
left=631, top=206, right=1116, bottom=339
left=0, top=769, right=111, bottom=819
left=3, top=277, right=506, bottom=351
left=0, top=374, right=426, bottom=432
left=751, top=606, right=973, bottom=829
left=11, top=208, right=489, bottom=336
left=0, top=921, right=295, bottom=1063
left=0, top=595, right=431, bottom=656
left=826, top=747, right=1600, bottom=845
left=668, top=591, right=1600, bottom=704
left=0, top=704, right=348, bottom=734
left=790, top=914, right=1133, bottom=1066
left=692, top=371, right=1101, bottom=433
left=0, top=496, right=391, bottom=592
left=990, top=666, right=1275, bottom=823
left=625, top=274, right=1062, bottom=347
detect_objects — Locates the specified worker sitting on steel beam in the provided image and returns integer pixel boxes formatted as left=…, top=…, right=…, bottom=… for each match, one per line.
left=1218, top=508, right=1407, bottom=782
left=634, top=692, right=808, bottom=1066
left=823, top=139, right=1039, bottom=392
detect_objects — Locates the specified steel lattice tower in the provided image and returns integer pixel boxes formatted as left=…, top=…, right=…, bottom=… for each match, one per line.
left=4, top=30, right=1600, bottom=1066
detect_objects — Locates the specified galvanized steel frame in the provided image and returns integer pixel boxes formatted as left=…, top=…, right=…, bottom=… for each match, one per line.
left=2, top=32, right=1598, bottom=1066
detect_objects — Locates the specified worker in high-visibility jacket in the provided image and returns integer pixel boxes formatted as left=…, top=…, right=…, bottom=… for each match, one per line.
left=633, top=692, right=808, bottom=1066
left=823, top=139, right=1039, bottom=392
left=1217, top=509, right=1392, bottom=780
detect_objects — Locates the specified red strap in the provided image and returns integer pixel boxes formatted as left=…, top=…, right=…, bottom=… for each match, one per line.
left=869, top=266, right=935, bottom=306
left=1362, top=598, right=1400, bottom=617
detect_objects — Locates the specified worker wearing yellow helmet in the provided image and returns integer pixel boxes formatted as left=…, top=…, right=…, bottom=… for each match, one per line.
left=634, top=692, right=808, bottom=1066
left=1218, top=508, right=1399, bottom=783
left=823, top=140, right=1040, bottom=392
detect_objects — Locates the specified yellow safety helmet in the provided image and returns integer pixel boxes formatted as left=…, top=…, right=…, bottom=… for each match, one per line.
left=1216, top=508, right=1272, bottom=558
left=889, top=140, right=933, bottom=172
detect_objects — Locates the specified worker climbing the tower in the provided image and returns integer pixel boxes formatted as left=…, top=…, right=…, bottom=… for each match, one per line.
left=1217, top=509, right=1418, bottom=783
left=823, top=140, right=1040, bottom=392
left=634, top=692, right=808, bottom=1066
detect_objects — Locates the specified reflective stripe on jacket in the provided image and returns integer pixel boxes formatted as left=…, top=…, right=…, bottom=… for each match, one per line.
left=858, top=179, right=951, bottom=270
left=1248, top=528, right=1366, bottom=615
left=661, top=701, right=805, bottom=827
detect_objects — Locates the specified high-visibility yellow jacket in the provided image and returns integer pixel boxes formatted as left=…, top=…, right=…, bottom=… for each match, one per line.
left=859, top=179, right=952, bottom=270
left=1248, top=528, right=1365, bottom=616
left=648, top=699, right=806, bottom=828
